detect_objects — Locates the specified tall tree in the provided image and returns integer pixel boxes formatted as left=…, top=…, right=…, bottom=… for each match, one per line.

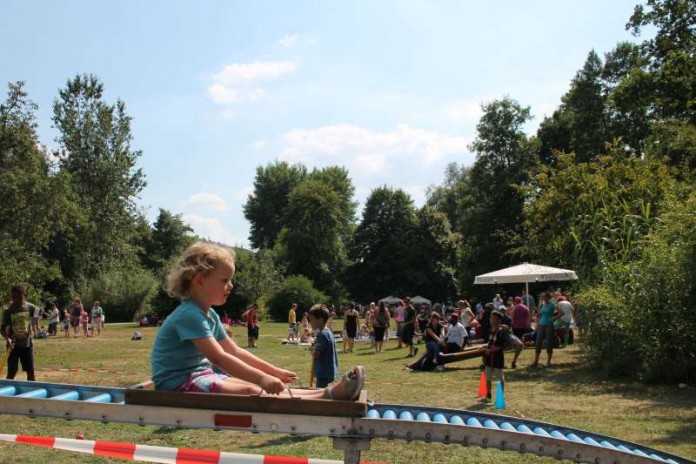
left=537, top=51, right=608, bottom=164
left=141, top=209, right=194, bottom=272
left=52, top=74, right=146, bottom=279
left=463, top=98, right=538, bottom=287
left=410, top=206, right=460, bottom=301
left=0, top=82, right=73, bottom=297
left=625, top=0, right=696, bottom=169
left=308, top=166, right=357, bottom=240
left=276, top=179, right=349, bottom=301
left=243, top=161, right=307, bottom=249
left=347, top=187, right=418, bottom=302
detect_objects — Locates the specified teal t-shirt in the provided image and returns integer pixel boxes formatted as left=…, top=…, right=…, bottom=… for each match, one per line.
left=151, top=300, right=227, bottom=390
left=538, top=301, right=556, bottom=327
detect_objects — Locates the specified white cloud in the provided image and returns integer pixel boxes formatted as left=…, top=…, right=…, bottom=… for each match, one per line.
left=278, top=33, right=300, bottom=48
left=183, top=213, right=245, bottom=247
left=253, top=140, right=268, bottom=150
left=403, top=184, right=427, bottom=205
left=448, top=100, right=482, bottom=120
left=207, top=60, right=297, bottom=106
left=280, top=123, right=472, bottom=168
left=184, top=192, right=229, bottom=212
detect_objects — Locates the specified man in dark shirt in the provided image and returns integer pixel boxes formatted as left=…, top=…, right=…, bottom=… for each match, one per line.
left=400, top=297, right=419, bottom=358
left=1, top=283, right=36, bottom=380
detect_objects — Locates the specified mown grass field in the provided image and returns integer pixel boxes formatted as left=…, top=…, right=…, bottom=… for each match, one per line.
left=0, top=321, right=694, bottom=463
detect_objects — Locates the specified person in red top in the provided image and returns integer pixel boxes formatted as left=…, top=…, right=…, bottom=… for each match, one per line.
left=242, top=304, right=259, bottom=348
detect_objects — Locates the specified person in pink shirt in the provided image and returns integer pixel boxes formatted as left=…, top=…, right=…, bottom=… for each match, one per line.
left=511, top=296, right=532, bottom=340
left=393, top=300, right=406, bottom=348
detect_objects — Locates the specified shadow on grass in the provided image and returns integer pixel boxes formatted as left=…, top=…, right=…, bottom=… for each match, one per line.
left=243, top=435, right=316, bottom=448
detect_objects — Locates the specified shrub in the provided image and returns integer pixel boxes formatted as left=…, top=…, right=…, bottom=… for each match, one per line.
left=266, top=275, right=328, bottom=321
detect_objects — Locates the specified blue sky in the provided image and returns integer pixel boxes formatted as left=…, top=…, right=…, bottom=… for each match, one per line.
left=1, top=1, right=644, bottom=248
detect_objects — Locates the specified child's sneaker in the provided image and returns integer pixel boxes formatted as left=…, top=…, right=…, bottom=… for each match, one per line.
left=435, top=365, right=445, bottom=372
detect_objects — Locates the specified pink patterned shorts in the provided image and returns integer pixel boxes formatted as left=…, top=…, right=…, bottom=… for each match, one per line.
left=175, top=368, right=228, bottom=393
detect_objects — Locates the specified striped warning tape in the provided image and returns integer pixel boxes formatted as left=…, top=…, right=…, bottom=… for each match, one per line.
left=0, top=434, right=379, bottom=464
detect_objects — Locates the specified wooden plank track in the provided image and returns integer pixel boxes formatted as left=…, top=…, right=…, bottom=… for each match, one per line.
left=124, top=386, right=368, bottom=417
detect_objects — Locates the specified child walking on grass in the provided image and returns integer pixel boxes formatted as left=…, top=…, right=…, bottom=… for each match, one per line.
left=151, top=242, right=365, bottom=400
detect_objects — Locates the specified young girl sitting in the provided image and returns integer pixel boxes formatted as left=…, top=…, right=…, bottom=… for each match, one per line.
left=151, top=242, right=365, bottom=400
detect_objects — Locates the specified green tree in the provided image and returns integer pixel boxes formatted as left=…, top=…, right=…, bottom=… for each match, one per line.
left=347, top=187, right=418, bottom=302
left=537, top=51, right=608, bottom=164
left=233, top=248, right=283, bottom=309
left=243, top=161, right=307, bottom=249
left=410, top=206, right=460, bottom=301
left=0, top=82, right=73, bottom=298
left=462, top=97, right=538, bottom=287
left=276, top=179, right=349, bottom=301
left=139, top=209, right=195, bottom=315
left=519, top=148, right=672, bottom=280
left=266, top=275, right=328, bottom=321
left=52, top=74, right=147, bottom=280
left=624, top=0, right=696, bottom=169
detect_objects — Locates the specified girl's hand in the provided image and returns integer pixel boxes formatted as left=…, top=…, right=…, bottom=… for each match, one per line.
left=260, top=375, right=285, bottom=395
left=274, top=368, right=297, bottom=383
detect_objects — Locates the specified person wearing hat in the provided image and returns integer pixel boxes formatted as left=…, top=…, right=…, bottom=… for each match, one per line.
left=444, top=313, right=468, bottom=353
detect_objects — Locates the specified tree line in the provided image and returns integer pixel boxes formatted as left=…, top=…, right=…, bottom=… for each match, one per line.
left=1, top=0, right=693, bottom=382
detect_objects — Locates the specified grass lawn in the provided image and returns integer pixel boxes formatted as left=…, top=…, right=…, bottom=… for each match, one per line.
left=0, top=321, right=694, bottom=463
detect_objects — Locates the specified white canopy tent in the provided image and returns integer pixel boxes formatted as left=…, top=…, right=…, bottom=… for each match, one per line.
left=411, top=295, right=431, bottom=306
left=378, top=295, right=401, bottom=305
left=474, top=263, right=578, bottom=298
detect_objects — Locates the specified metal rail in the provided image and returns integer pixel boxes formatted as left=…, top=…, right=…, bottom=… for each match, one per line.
left=0, top=380, right=691, bottom=464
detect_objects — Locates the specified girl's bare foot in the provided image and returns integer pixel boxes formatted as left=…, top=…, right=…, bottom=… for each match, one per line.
left=324, top=366, right=365, bottom=401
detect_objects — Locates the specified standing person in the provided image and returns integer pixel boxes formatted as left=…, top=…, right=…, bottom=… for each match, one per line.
left=521, top=289, right=537, bottom=319
left=343, top=302, right=359, bottom=353
left=457, top=300, right=475, bottom=346
left=393, top=300, right=406, bottom=348
left=47, top=303, right=60, bottom=336
left=401, top=297, right=419, bottom=358
left=493, top=294, right=504, bottom=310
left=531, top=292, right=562, bottom=367
left=31, top=304, right=42, bottom=336
left=90, top=300, right=104, bottom=337
left=1, top=283, right=36, bottom=381
left=242, top=304, right=259, bottom=348
left=150, top=242, right=365, bottom=399
left=70, top=298, right=83, bottom=338
left=80, top=307, right=90, bottom=337
left=482, top=310, right=508, bottom=403
left=372, top=301, right=390, bottom=353
left=61, top=308, right=70, bottom=339
left=287, top=303, right=297, bottom=342
left=309, top=304, right=339, bottom=388
left=555, top=296, right=574, bottom=347
left=479, top=303, right=495, bottom=342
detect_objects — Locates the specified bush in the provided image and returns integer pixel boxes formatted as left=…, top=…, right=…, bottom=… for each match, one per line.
left=266, top=275, right=328, bottom=321
left=577, top=285, right=641, bottom=378
left=77, top=268, right=158, bottom=322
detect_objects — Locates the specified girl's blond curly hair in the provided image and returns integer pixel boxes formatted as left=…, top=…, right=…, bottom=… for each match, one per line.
left=166, top=242, right=235, bottom=299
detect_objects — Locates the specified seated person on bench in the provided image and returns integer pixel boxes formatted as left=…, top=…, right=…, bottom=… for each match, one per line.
left=151, top=242, right=365, bottom=400
left=443, top=313, right=468, bottom=353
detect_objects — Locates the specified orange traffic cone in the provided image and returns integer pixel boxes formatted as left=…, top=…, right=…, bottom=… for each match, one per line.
left=477, top=371, right=487, bottom=398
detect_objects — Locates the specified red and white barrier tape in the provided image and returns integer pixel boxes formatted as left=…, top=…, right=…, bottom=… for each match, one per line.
left=0, top=434, right=377, bottom=464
